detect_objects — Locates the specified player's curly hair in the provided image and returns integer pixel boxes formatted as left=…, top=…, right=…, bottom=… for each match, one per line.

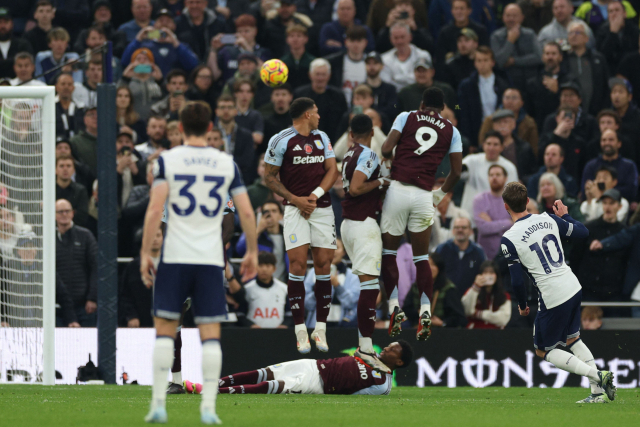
left=397, top=340, right=414, bottom=369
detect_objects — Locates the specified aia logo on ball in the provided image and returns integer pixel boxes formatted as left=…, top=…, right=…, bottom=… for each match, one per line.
left=304, top=143, right=313, bottom=155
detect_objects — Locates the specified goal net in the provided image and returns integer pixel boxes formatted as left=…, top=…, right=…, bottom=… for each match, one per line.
left=0, top=87, right=56, bottom=384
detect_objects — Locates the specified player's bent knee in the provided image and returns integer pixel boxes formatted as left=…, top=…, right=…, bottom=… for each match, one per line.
left=154, top=317, right=180, bottom=336
left=265, top=368, right=275, bottom=381
left=198, top=322, right=221, bottom=341
left=566, top=336, right=578, bottom=346
left=535, top=349, right=547, bottom=359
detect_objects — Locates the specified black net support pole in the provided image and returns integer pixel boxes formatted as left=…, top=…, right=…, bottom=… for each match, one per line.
left=97, top=42, right=117, bottom=384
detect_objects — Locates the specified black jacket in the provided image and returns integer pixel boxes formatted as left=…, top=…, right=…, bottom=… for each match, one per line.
left=525, top=67, right=573, bottom=130
left=56, top=224, right=98, bottom=307
left=457, top=71, right=509, bottom=144
left=596, top=21, right=640, bottom=73
left=294, top=84, right=348, bottom=141
left=369, top=81, right=398, bottom=122
left=74, top=22, right=128, bottom=58
left=600, top=223, right=640, bottom=296
left=175, top=9, right=230, bottom=60
left=537, top=132, right=587, bottom=183
left=119, top=258, right=153, bottom=327
left=564, top=49, right=610, bottom=115
left=436, top=20, right=489, bottom=65
left=55, top=101, right=85, bottom=141
left=571, top=217, right=626, bottom=296
left=443, top=54, right=475, bottom=91
left=511, top=136, right=538, bottom=182
left=56, top=181, right=89, bottom=229
left=541, top=109, right=598, bottom=150
left=0, top=37, right=33, bottom=79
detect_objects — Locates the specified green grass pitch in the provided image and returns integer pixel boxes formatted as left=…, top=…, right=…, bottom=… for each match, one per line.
left=1, top=386, right=638, bottom=427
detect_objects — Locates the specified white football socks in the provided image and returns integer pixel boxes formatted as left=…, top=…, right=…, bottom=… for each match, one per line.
left=388, top=299, right=399, bottom=314
left=151, top=337, right=174, bottom=410
left=172, top=371, right=182, bottom=385
left=570, top=339, right=605, bottom=394
left=201, top=339, right=222, bottom=414
left=315, top=321, right=326, bottom=331
left=420, top=304, right=432, bottom=317
left=545, top=349, right=599, bottom=382
left=359, top=337, right=374, bottom=354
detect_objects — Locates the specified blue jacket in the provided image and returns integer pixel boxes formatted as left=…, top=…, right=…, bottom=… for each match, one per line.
left=428, top=0, right=496, bottom=39
left=457, top=71, right=509, bottom=143
left=318, top=19, right=375, bottom=56
left=121, top=39, right=200, bottom=77
left=118, top=20, right=155, bottom=43
left=235, top=227, right=289, bottom=277
left=527, top=166, right=579, bottom=199
left=35, top=51, right=83, bottom=84
left=600, top=224, right=640, bottom=296
left=435, top=239, right=486, bottom=295
left=303, top=264, right=360, bottom=328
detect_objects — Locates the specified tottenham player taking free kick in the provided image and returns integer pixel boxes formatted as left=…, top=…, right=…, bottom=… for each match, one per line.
left=500, top=182, right=617, bottom=404
left=380, top=87, right=463, bottom=341
left=264, top=97, right=340, bottom=354
left=139, top=101, right=259, bottom=424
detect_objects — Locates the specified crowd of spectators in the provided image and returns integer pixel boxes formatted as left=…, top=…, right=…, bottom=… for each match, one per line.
left=0, top=0, right=639, bottom=328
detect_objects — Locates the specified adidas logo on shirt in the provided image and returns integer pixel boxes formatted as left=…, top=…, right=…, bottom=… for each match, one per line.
left=293, top=145, right=302, bottom=151
left=291, top=303, right=299, bottom=310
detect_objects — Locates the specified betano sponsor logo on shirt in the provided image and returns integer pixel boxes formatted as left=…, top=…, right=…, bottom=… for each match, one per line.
left=293, top=156, right=324, bottom=165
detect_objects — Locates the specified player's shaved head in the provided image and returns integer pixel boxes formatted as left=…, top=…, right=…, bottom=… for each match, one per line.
left=180, top=101, right=212, bottom=137
left=502, top=181, right=528, bottom=213
left=422, top=87, right=445, bottom=111
left=398, top=340, right=414, bottom=368
left=349, top=114, right=373, bottom=138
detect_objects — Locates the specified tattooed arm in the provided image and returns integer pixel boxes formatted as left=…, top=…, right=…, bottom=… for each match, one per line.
left=264, top=163, right=315, bottom=215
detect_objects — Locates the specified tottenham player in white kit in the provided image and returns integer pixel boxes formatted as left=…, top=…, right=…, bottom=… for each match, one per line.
left=140, top=102, right=258, bottom=424
left=500, top=182, right=616, bottom=403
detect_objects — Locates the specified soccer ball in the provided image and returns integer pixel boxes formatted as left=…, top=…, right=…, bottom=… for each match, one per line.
left=260, top=59, right=289, bottom=88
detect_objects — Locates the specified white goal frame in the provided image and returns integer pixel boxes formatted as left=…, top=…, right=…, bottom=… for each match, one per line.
left=0, top=87, right=56, bottom=385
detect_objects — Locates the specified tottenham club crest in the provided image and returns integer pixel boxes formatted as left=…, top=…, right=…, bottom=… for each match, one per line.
left=304, top=143, right=313, bottom=155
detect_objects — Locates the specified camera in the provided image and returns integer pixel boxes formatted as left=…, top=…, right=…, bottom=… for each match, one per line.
left=597, top=182, right=606, bottom=191
left=398, top=11, right=409, bottom=19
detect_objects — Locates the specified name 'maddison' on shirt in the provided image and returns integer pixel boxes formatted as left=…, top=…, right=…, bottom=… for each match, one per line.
left=265, top=127, right=336, bottom=208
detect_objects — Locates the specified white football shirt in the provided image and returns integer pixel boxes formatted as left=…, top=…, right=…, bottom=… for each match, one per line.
left=501, top=213, right=581, bottom=310
left=153, top=145, right=246, bottom=266
left=244, top=278, right=289, bottom=328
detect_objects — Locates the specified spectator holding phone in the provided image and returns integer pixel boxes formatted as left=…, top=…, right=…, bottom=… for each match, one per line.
left=121, top=9, right=200, bottom=78
left=537, top=107, right=585, bottom=182
left=210, top=14, right=271, bottom=82
left=581, top=166, right=629, bottom=222
left=461, top=261, right=511, bottom=329
left=120, top=48, right=164, bottom=121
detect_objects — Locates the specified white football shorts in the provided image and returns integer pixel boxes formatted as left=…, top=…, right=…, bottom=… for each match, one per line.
left=283, top=205, right=337, bottom=251
left=380, top=180, right=435, bottom=235
left=268, top=359, right=324, bottom=394
left=341, top=217, right=382, bottom=276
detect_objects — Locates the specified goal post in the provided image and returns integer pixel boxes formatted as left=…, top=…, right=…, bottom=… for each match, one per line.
left=0, top=86, right=56, bottom=385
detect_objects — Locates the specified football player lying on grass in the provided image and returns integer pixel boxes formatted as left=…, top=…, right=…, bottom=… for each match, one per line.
left=184, top=341, right=413, bottom=395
